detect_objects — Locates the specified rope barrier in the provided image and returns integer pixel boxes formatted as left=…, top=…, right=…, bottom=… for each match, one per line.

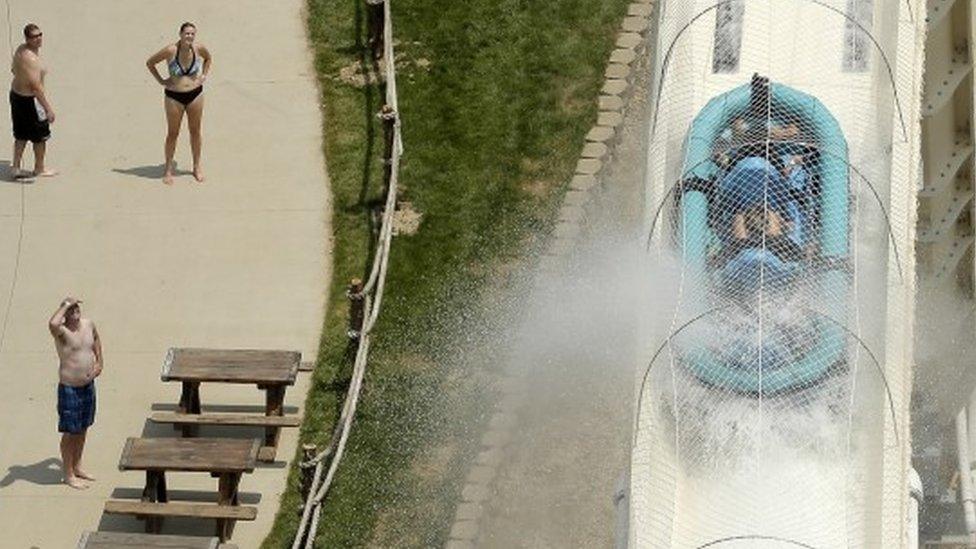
left=289, top=0, right=403, bottom=545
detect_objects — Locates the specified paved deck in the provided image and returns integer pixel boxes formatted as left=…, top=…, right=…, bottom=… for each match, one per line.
left=0, top=2, right=329, bottom=547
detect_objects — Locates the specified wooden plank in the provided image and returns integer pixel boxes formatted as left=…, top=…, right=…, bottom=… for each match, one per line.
left=78, top=530, right=219, bottom=548
left=246, top=439, right=261, bottom=465
left=150, top=412, right=301, bottom=427
left=119, top=438, right=260, bottom=473
left=118, top=438, right=135, bottom=471
left=162, top=348, right=301, bottom=385
left=166, top=348, right=300, bottom=380
left=103, top=500, right=257, bottom=521
left=298, top=361, right=314, bottom=372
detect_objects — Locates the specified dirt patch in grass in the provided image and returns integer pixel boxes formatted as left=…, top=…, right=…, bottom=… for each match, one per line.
left=392, top=202, right=423, bottom=235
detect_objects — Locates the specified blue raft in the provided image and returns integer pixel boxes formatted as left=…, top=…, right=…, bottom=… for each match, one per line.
left=677, top=79, right=849, bottom=394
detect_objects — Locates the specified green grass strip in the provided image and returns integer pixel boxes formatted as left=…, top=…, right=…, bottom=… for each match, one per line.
left=263, top=0, right=631, bottom=546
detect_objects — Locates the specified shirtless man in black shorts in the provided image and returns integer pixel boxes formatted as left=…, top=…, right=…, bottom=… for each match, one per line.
left=9, top=23, right=56, bottom=180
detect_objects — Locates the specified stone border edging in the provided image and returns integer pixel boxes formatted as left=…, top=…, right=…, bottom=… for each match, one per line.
left=537, top=1, right=655, bottom=276
left=444, top=2, right=656, bottom=546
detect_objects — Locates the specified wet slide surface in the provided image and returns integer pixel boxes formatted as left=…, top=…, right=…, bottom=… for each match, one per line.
left=0, top=2, right=329, bottom=547
left=631, top=0, right=918, bottom=545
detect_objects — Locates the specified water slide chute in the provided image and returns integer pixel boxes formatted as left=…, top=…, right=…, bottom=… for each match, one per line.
left=677, top=77, right=849, bottom=394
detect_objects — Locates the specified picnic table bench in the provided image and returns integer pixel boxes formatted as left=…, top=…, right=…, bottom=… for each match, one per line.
left=153, top=348, right=303, bottom=461
left=77, top=530, right=237, bottom=549
left=104, top=437, right=259, bottom=541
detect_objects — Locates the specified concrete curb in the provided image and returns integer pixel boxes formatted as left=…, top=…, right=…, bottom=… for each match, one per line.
left=444, top=2, right=657, bottom=545
left=537, top=0, right=655, bottom=280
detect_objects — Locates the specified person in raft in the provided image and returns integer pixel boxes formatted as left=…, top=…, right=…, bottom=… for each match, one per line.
left=49, top=297, right=103, bottom=489
left=9, top=23, right=56, bottom=180
left=146, top=22, right=212, bottom=185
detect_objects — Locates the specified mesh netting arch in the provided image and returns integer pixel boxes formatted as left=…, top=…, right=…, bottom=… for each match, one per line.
left=632, top=0, right=921, bottom=546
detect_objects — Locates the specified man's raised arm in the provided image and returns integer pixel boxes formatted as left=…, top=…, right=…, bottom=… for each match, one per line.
left=48, top=298, right=74, bottom=337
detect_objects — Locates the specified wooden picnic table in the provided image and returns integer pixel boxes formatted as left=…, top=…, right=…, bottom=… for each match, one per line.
left=114, top=437, right=259, bottom=540
left=160, top=348, right=301, bottom=452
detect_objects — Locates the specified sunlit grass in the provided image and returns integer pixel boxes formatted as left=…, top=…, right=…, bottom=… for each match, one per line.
left=263, top=0, right=630, bottom=545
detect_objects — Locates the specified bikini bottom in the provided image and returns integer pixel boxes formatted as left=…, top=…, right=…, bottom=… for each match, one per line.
left=165, top=86, right=203, bottom=107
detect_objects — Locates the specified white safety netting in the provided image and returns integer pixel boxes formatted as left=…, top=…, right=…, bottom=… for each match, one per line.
left=633, top=1, right=922, bottom=547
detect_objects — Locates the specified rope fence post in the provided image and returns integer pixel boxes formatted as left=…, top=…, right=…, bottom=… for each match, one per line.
left=379, top=105, right=398, bottom=208
left=299, top=444, right=318, bottom=503
left=366, top=0, right=385, bottom=61
left=346, top=278, right=365, bottom=357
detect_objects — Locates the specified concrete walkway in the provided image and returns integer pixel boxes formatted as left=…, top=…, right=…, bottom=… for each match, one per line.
left=0, top=2, right=329, bottom=547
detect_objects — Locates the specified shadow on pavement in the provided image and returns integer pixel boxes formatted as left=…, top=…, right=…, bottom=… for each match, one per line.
left=0, top=160, right=39, bottom=185
left=112, top=164, right=193, bottom=181
left=0, top=457, right=63, bottom=487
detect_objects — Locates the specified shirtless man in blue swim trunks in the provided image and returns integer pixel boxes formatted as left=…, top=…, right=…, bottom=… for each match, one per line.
left=146, top=22, right=212, bottom=185
left=9, top=23, right=57, bottom=180
left=48, top=297, right=102, bottom=489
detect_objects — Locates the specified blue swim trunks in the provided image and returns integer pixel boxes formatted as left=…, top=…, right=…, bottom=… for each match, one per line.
left=57, top=382, right=96, bottom=434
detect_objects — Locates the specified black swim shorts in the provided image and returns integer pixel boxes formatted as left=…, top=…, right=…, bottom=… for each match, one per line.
left=57, top=381, right=96, bottom=434
left=9, top=90, right=51, bottom=143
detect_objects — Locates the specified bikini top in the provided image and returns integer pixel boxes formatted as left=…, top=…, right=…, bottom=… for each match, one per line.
left=168, top=44, right=202, bottom=77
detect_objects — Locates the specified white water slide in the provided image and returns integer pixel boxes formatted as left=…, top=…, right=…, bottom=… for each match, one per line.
left=631, top=1, right=924, bottom=547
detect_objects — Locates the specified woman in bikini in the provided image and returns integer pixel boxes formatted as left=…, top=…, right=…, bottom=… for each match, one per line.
left=146, top=22, right=212, bottom=185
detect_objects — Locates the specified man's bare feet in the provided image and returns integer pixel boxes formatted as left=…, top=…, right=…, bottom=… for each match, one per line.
left=64, top=476, right=89, bottom=490
left=193, top=169, right=205, bottom=182
left=74, top=469, right=96, bottom=481
left=163, top=172, right=174, bottom=185
left=33, top=169, right=58, bottom=177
